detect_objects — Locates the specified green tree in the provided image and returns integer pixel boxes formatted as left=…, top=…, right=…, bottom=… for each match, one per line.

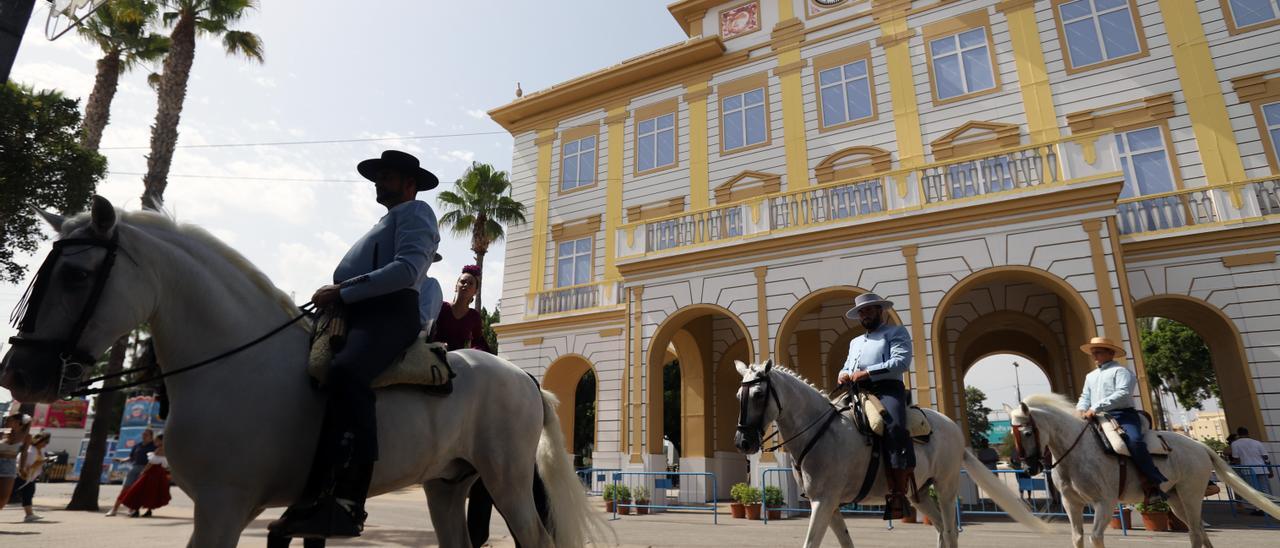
left=480, top=306, right=500, bottom=354
left=1140, top=318, right=1218, bottom=409
left=0, top=83, right=105, bottom=284
left=142, top=0, right=263, bottom=209
left=77, top=0, right=170, bottom=152
left=437, top=162, right=528, bottom=312
left=965, top=386, right=993, bottom=448
left=1201, top=436, right=1228, bottom=455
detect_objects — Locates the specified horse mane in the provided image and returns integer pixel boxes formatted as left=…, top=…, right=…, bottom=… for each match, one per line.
left=1022, top=392, right=1079, bottom=418
left=67, top=209, right=300, bottom=317
left=769, top=364, right=828, bottom=397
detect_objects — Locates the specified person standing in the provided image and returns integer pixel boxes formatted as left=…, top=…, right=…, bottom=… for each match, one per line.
left=0, top=414, right=31, bottom=513
left=837, top=293, right=914, bottom=520
left=107, top=428, right=156, bottom=516
left=13, top=431, right=50, bottom=522
left=117, top=433, right=171, bottom=517
left=270, top=150, right=440, bottom=540
left=1231, top=426, right=1273, bottom=515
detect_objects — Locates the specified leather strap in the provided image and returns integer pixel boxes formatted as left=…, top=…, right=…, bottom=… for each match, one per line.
left=1118, top=457, right=1127, bottom=499
left=851, top=436, right=881, bottom=504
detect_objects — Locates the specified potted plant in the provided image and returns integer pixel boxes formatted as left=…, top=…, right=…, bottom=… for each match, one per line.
left=920, top=485, right=938, bottom=525
left=1136, top=500, right=1170, bottom=531
left=616, top=485, right=633, bottom=515
left=729, top=483, right=751, bottom=519
left=1110, top=505, right=1131, bottom=530
left=633, top=486, right=651, bottom=515
left=602, top=484, right=617, bottom=513
left=764, top=486, right=784, bottom=520
left=742, top=486, right=763, bottom=520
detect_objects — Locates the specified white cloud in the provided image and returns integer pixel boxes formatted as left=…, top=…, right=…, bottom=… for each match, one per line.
left=464, top=108, right=486, bottom=120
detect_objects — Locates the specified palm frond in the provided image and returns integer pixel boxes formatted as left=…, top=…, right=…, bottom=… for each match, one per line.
left=221, top=30, right=264, bottom=62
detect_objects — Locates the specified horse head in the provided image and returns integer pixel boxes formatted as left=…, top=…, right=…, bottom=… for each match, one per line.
left=1007, top=401, right=1050, bottom=475
left=2, top=196, right=153, bottom=402
left=733, top=358, right=779, bottom=454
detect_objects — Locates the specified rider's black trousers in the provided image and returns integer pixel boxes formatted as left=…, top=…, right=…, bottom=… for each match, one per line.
left=870, top=379, right=915, bottom=470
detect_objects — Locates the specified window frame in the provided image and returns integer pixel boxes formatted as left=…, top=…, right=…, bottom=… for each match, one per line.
left=1261, top=100, right=1280, bottom=174
left=1219, top=0, right=1280, bottom=35
left=812, top=42, right=879, bottom=132
left=632, top=98, right=681, bottom=176
left=553, top=235, right=594, bottom=289
left=1113, top=124, right=1182, bottom=200
left=1230, top=70, right=1280, bottom=174
left=557, top=125, right=600, bottom=195
left=922, top=11, right=1003, bottom=106
left=1051, top=0, right=1150, bottom=75
left=716, top=72, right=773, bottom=156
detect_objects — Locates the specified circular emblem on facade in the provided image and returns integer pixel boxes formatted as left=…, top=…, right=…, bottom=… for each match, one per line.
left=813, top=0, right=845, bottom=6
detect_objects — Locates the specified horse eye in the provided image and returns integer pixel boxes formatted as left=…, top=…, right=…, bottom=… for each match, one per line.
left=60, top=267, right=91, bottom=284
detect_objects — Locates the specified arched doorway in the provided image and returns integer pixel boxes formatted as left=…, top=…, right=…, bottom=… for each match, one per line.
left=933, top=267, right=1098, bottom=441
left=645, top=305, right=754, bottom=479
left=774, top=286, right=904, bottom=392
left=964, top=354, right=1053, bottom=454
left=1135, top=295, right=1267, bottom=441
left=543, top=355, right=596, bottom=457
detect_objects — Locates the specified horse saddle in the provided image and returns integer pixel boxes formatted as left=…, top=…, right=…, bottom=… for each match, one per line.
left=859, top=393, right=932, bottom=439
left=1093, top=413, right=1171, bottom=457
left=307, top=311, right=455, bottom=393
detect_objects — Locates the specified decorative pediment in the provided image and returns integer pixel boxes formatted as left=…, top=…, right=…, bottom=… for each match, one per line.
left=930, top=121, right=1022, bottom=160
left=626, top=197, right=685, bottom=223
left=714, top=170, right=782, bottom=203
left=813, top=146, right=893, bottom=184
left=1065, top=93, right=1175, bottom=134
left=550, top=214, right=602, bottom=240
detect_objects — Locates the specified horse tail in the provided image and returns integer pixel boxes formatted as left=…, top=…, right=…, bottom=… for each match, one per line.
left=960, top=450, right=1053, bottom=533
left=1207, top=447, right=1280, bottom=519
left=536, top=389, right=612, bottom=547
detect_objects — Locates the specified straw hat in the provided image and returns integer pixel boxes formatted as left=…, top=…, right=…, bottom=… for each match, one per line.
left=844, top=293, right=895, bottom=320
left=1079, top=336, right=1125, bottom=358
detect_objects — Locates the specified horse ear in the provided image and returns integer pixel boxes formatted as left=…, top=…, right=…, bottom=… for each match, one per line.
left=1019, top=402, right=1030, bottom=415
left=763, top=359, right=773, bottom=372
left=90, top=195, right=117, bottom=236
left=734, top=360, right=749, bottom=377
left=1002, top=403, right=1014, bottom=414
left=30, top=205, right=65, bottom=231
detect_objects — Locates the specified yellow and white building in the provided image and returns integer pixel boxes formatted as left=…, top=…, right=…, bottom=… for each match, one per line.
left=488, top=0, right=1280, bottom=493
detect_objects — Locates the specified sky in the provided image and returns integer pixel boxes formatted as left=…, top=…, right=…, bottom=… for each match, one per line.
left=0, top=1, right=1222, bottom=423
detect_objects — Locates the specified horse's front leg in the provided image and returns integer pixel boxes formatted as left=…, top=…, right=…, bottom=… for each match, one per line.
left=425, top=478, right=475, bottom=548
left=1088, top=498, right=1116, bottom=548
left=826, top=507, right=854, bottom=548
left=805, top=498, right=839, bottom=548
left=188, top=489, right=259, bottom=548
left=1060, top=492, right=1087, bottom=548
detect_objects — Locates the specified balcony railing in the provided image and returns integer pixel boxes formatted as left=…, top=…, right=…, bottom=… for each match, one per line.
left=527, top=279, right=624, bottom=316
left=1117, top=174, right=1280, bottom=236
left=616, top=131, right=1121, bottom=258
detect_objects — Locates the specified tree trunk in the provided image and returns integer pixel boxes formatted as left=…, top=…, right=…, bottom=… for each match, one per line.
left=80, top=49, right=122, bottom=152
left=64, top=335, right=128, bottom=511
left=141, top=12, right=196, bottom=210
left=470, top=213, right=489, bottom=312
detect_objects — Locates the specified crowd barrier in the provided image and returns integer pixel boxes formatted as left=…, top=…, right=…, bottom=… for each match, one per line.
left=1221, top=464, right=1280, bottom=529
left=576, top=467, right=620, bottom=496
left=609, top=471, right=719, bottom=524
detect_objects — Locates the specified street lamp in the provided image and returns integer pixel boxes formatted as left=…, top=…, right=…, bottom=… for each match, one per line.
left=1012, top=361, right=1023, bottom=404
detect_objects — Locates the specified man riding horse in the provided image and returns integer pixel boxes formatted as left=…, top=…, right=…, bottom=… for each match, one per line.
left=836, top=293, right=914, bottom=520
left=1075, top=336, right=1169, bottom=503
left=270, top=150, right=441, bottom=539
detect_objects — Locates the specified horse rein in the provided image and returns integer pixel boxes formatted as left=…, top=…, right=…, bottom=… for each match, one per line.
left=1012, top=409, right=1091, bottom=471
left=737, top=372, right=852, bottom=465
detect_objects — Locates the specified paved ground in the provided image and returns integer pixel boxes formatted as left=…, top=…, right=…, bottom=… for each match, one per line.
left=2, top=482, right=1277, bottom=546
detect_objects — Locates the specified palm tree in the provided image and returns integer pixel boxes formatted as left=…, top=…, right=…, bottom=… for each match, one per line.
left=141, top=0, right=262, bottom=209
left=437, top=162, right=528, bottom=312
left=77, top=0, right=170, bottom=152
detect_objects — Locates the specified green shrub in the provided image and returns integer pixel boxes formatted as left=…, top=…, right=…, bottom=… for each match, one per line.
left=741, top=486, right=762, bottom=505
left=603, top=484, right=631, bottom=502
left=763, top=485, right=784, bottom=507
left=632, top=486, right=650, bottom=502
left=730, top=482, right=752, bottom=504
left=1135, top=499, right=1170, bottom=513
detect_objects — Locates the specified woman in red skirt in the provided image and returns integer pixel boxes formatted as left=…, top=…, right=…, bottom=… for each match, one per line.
left=118, top=432, right=170, bottom=517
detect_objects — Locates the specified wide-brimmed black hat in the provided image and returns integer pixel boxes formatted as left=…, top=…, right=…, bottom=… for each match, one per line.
left=357, top=150, right=439, bottom=191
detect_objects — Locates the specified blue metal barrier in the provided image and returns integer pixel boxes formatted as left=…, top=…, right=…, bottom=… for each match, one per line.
left=758, top=467, right=920, bottom=529
left=956, top=469, right=1128, bottom=535
left=610, top=471, right=719, bottom=524
left=1228, top=464, right=1280, bottom=529
left=575, top=467, right=620, bottom=496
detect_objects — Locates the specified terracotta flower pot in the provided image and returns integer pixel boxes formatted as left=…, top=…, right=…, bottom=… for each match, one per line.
left=745, top=505, right=762, bottom=520
left=637, top=501, right=650, bottom=515
left=1141, top=511, right=1170, bottom=532
left=768, top=510, right=781, bottom=521
left=1169, top=512, right=1188, bottom=532
left=618, top=504, right=632, bottom=515
left=922, top=515, right=932, bottom=525
left=730, top=502, right=746, bottom=519
left=1110, top=507, right=1131, bottom=530
left=604, top=501, right=615, bottom=513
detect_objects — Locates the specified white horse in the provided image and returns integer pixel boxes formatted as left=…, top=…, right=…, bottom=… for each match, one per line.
left=1010, top=393, right=1280, bottom=548
left=733, top=360, right=1050, bottom=548
left=0, top=197, right=607, bottom=547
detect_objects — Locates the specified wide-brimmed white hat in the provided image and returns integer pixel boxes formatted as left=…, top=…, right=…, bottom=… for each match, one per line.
left=1079, top=336, right=1126, bottom=358
left=844, top=293, right=894, bottom=320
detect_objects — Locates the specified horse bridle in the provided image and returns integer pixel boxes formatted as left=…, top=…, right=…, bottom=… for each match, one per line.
left=1010, top=405, right=1091, bottom=473
left=8, top=235, right=120, bottom=397
left=736, top=373, right=782, bottom=445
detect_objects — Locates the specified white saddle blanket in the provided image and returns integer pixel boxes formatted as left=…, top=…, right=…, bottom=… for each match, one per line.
left=1098, top=416, right=1171, bottom=456
left=308, top=332, right=452, bottom=388
left=862, top=396, right=932, bottom=438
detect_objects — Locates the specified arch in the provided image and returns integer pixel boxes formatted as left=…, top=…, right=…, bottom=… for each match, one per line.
left=953, top=310, right=1071, bottom=395
left=714, top=338, right=752, bottom=453
left=1134, top=294, right=1267, bottom=441
left=543, top=354, right=597, bottom=453
left=814, top=146, right=893, bottom=184
left=774, top=285, right=904, bottom=364
left=932, top=266, right=1099, bottom=423
left=646, top=304, right=755, bottom=459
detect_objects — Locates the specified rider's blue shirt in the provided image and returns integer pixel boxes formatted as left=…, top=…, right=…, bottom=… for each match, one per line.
left=840, top=324, right=912, bottom=382
left=334, top=200, right=439, bottom=304
left=1076, top=360, right=1135, bottom=412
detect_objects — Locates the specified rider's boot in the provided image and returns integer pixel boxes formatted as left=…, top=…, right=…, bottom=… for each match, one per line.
left=882, top=468, right=911, bottom=520
left=269, top=423, right=363, bottom=539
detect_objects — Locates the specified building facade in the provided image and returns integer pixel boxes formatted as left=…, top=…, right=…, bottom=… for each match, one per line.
left=1188, top=410, right=1231, bottom=442
left=489, top=0, right=1280, bottom=494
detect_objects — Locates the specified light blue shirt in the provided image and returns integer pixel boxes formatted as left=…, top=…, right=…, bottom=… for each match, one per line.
left=334, top=200, right=439, bottom=304
left=1076, top=360, right=1136, bottom=412
left=418, top=276, right=443, bottom=329
left=840, top=324, right=912, bottom=382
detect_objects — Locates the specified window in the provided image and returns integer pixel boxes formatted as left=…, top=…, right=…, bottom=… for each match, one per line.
left=1265, top=102, right=1280, bottom=167
left=560, top=135, right=596, bottom=192
left=555, top=237, right=592, bottom=287
left=1225, top=0, right=1280, bottom=31
left=722, top=87, right=768, bottom=151
left=929, top=27, right=996, bottom=101
left=819, top=59, right=874, bottom=127
left=1115, top=127, right=1176, bottom=199
left=637, top=113, right=676, bottom=172
left=1055, top=0, right=1145, bottom=71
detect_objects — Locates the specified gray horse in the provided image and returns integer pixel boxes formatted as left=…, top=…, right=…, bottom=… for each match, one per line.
left=0, top=197, right=607, bottom=547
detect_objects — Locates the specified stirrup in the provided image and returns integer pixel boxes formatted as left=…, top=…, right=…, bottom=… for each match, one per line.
left=882, top=493, right=908, bottom=521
